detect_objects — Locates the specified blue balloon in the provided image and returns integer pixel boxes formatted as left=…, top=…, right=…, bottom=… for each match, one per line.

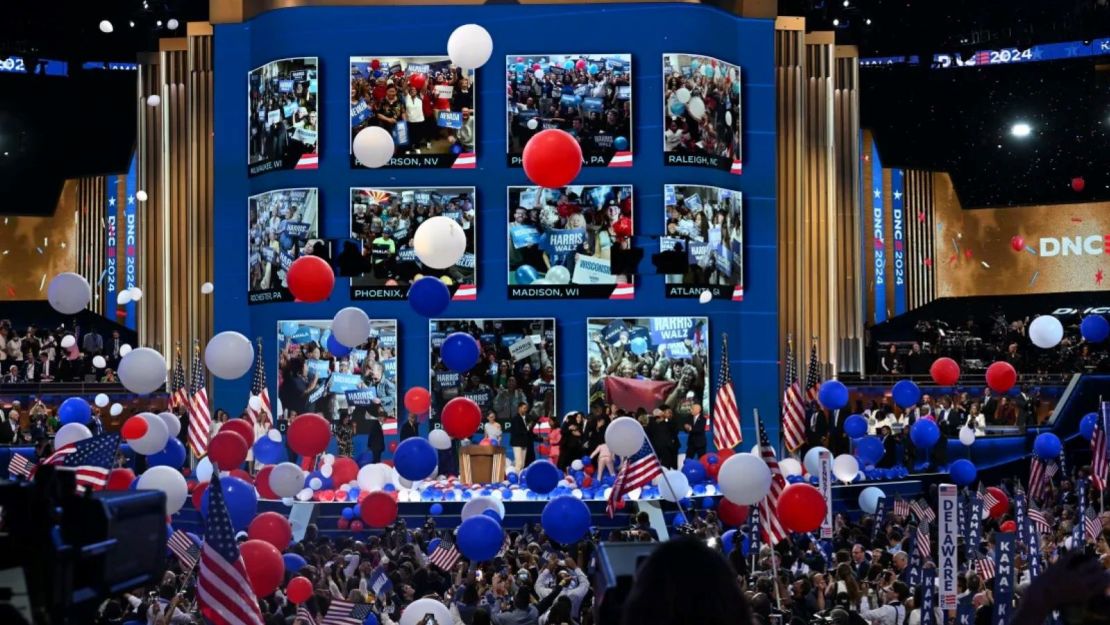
left=563, top=60, right=575, bottom=71
left=364, top=612, right=380, bottom=625
left=304, top=470, right=333, bottom=491
left=201, top=476, right=258, bottom=532
left=1082, top=315, right=1110, bottom=343
left=541, top=495, right=591, bottom=544
left=949, top=459, right=977, bottom=486
left=456, top=515, right=504, bottom=562
left=394, top=437, right=438, bottom=481
left=429, top=503, right=444, bottom=516
left=426, top=537, right=441, bottom=555
left=910, top=419, right=940, bottom=449
left=283, top=553, right=307, bottom=574
left=614, top=136, right=629, bottom=151
left=1081, top=413, right=1099, bottom=441
left=514, top=264, right=540, bottom=285
left=629, top=337, right=648, bottom=356
left=855, top=435, right=884, bottom=466
left=588, top=63, right=599, bottom=75
left=326, top=333, right=351, bottom=358
left=451, top=142, right=464, bottom=155
left=817, top=380, right=849, bottom=410
left=481, top=509, right=502, bottom=522
left=721, top=529, right=737, bottom=553
left=408, top=276, right=451, bottom=317
left=681, top=459, right=707, bottom=485
left=668, top=99, right=686, bottom=116
left=702, top=64, right=714, bottom=77
left=383, top=483, right=396, bottom=492
left=341, top=507, right=355, bottom=520
left=581, top=455, right=592, bottom=466
left=507, top=472, right=518, bottom=484
left=441, top=332, right=481, bottom=373
left=525, top=460, right=561, bottom=494
left=58, top=397, right=91, bottom=426
left=844, top=414, right=868, bottom=439
left=348, top=487, right=360, bottom=500
left=1034, top=432, right=1062, bottom=460
left=892, top=380, right=922, bottom=408
left=253, top=433, right=287, bottom=465
left=701, top=496, right=715, bottom=509
left=148, top=438, right=186, bottom=468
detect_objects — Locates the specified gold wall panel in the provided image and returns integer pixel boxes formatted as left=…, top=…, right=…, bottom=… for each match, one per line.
left=0, top=183, right=79, bottom=301
left=833, top=46, right=862, bottom=373
left=776, top=17, right=805, bottom=375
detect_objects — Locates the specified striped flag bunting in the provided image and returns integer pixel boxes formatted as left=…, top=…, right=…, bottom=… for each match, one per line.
left=916, top=523, right=931, bottom=559
left=975, top=556, right=996, bottom=582
left=39, top=433, right=118, bottom=492
left=1027, top=506, right=1050, bottom=533
left=246, top=338, right=272, bottom=428
left=804, top=341, right=821, bottom=402
left=296, top=605, right=318, bottom=625
left=1085, top=507, right=1102, bottom=543
left=187, top=341, right=212, bottom=457
left=893, top=496, right=911, bottom=519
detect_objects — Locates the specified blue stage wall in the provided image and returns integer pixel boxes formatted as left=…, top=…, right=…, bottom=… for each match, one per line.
left=211, top=4, right=780, bottom=446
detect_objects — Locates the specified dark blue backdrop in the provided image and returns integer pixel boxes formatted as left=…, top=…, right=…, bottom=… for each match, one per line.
left=211, top=3, right=780, bottom=447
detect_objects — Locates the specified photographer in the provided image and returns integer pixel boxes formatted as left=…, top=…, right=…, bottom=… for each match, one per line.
left=534, top=556, right=589, bottom=622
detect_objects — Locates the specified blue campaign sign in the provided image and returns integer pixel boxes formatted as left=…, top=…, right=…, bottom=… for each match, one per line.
left=329, top=373, right=362, bottom=393
left=559, top=94, right=580, bottom=108
left=630, top=326, right=651, bottom=344
left=346, top=389, right=377, bottom=406
left=457, top=253, right=475, bottom=269
left=397, top=247, right=416, bottom=262
left=261, top=246, right=277, bottom=263
left=307, top=359, right=331, bottom=379
left=284, top=222, right=311, bottom=238
left=688, top=240, right=711, bottom=266
left=602, top=320, right=627, bottom=344
left=499, top=333, right=524, bottom=347
left=279, top=79, right=294, bottom=92
left=381, top=357, right=397, bottom=377
left=510, top=224, right=542, bottom=249
left=430, top=331, right=446, bottom=349
left=287, top=327, right=313, bottom=345
left=350, top=101, right=371, bottom=127
left=582, top=97, right=605, bottom=113
left=436, top=372, right=460, bottom=388
left=479, top=333, right=496, bottom=345
left=406, top=63, right=430, bottom=75
left=650, top=318, right=696, bottom=345
left=279, top=251, right=295, bottom=270
left=282, top=102, right=298, bottom=118
left=437, top=110, right=463, bottom=129
left=541, top=228, right=587, bottom=256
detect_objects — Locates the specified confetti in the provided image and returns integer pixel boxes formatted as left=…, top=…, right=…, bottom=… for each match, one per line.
left=35, top=247, right=43, bottom=255
left=1025, top=245, right=1038, bottom=256
left=60, top=242, right=66, bottom=249
left=5, top=286, right=13, bottom=297
left=947, top=254, right=958, bottom=265
left=964, top=249, right=973, bottom=259
left=97, top=269, right=108, bottom=285
left=956, top=232, right=963, bottom=240
left=39, top=274, right=46, bottom=291
left=1029, top=272, right=1039, bottom=286
left=923, top=258, right=933, bottom=267
left=980, top=261, right=991, bottom=269
left=917, top=211, right=925, bottom=223
left=1072, top=217, right=1083, bottom=223
left=951, top=238, right=961, bottom=254
left=43, top=237, right=47, bottom=247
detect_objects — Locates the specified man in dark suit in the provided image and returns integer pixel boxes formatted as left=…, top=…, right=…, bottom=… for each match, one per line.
left=878, top=426, right=899, bottom=468
left=806, top=403, right=829, bottom=453
left=88, top=409, right=105, bottom=436
left=366, top=417, right=385, bottom=463
left=648, top=409, right=678, bottom=469
left=850, top=544, right=871, bottom=581
left=937, top=396, right=963, bottom=437
left=980, top=388, right=998, bottom=423
left=1014, top=385, right=1035, bottom=427
left=399, top=412, right=419, bottom=442
left=0, top=409, right=19, bottom=445
left=509, top=402, right=532, bottom=473
left=827, top=409, right=848, bottom=455
left=684, top=402, right=707, bottom=460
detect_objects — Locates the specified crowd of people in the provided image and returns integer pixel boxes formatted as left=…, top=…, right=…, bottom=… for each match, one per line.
left=0, top=320, right=136, bottom=384
left=661, top=185, right=743, bottom=288
left=248, top=59, right=319, bottom=172
left=248, top=189, right=321, bottom=296
left=663, top=55, right=742, bottom=162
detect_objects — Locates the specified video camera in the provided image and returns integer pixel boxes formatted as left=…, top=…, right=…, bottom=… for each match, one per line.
left=591, top=541, right=660, bottom=625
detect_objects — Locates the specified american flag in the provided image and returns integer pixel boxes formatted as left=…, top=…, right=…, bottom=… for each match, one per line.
left=916, top=523, right=931, bottom=559
left=781, top=338, right=806, bottom=453
left=168, top=529, right=200, bottom=570
left=1092, top=402, right=1110, bottom=491
left=1028, top=457, right=1054, bottom=502
left=1027, top=506, right=1050, bottom=533
left=428, top=543, right=461, bottom=571
left=981, top=489, right=999, bottom=511
left=756, top=412, right=788, bottom=545
left=974, top=556, right=996, bottom=582
left=39, top=433, right=118, bottom=492
left=606, top=438, right=664, bottom=518
left=804, top=340, right=821, bottom=402
left=246, top=338, right=272, bottom=428
left=910, top=499, right=937, bottom=524
left=187, top=341, right=212, bottom=458
left=711, top=335, right=743, bottom=452
left=7, top=453, right=32, bottom=478
left=321, top=599, right=374, bottom=625
left=296, top=605, right=317, bottom=625
left=893, top=496, right=911, bottom=519
left=196, top=472, right=265, bottom=625
left=170, top=345, right=189, bottom=410
left=1085, top=507, right=1102, bottom=543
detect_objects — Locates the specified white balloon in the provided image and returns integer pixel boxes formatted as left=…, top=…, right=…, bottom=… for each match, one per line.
left=55, top=423, right=93, bottom=448
left=605, top=417, right=646, bottom=457
left=119, top=344, right=132, bottom=357
left=135, top=190, right=148, bottom=202
left=60, top=335, right=76, bottom=349
left=446, top=24, right=493, bottom=70
left=146, top=95, right=161, bottom=107
left=92, top=355, right=107, bottom=369
left=109, top=403, right=123, bottom=417
left=959, top=426, right=977, bottom=446
left=717, top=453, right=772, bottom=505
left=129, top=286, right=143, bottom=301
left=778, top=457, right=803, bottom=477
left=675, top=87, right=692, bottom=104
left=1029, top=315, right=1064, bottom=349
left=357, top=463, right=392, bottom=492
left=832, top=454, right=860, bottom=483
left=118, top=347, right=166, bottom=394
left=803, top=446, right=830, bottom=476
left=725, top=111, right=733, bottom=127
left=130, top=412, right=170, bottom=455
left=413, top=216, right=467, bottom=269
left=138, top=466, right=188, bottom=514
left=195, top=457, right=214, bottom=483
left=320, top=465, right=333, bottom=479
left=687, top=97, right=706, bottom=120
left=321, top=453, right=335, bottom=466
left=353, top=126, right=395, bottom=168
left=655, top=470, right=690, bottom=503
left=94, top=393, right=109, bottom=407
left=698, top=290, right=713, bottom=304
left=858, top=486, right=885, bottom=514
left=270, top=462, right=306, bottom=498
left=159, top=411, right=181, bottom=438
left=266, top=429, right=282, bottom=443
left=309, top=477, right=323, bottom=490
left=401, top=598, right=453, bottom=625
left=248, top=395, right=263, bottom=412
left=531, top=278, right=551, bottom=285
left=47, top=272, right=91, bottom=314
left=200, top=282, right=214, bottom=294
left=117, top=290, right=132, bottom=306
left=526, top=118, right=539, bottom=130
left=332, top=307, right=371, bottom=347
left=296, top=488, right=314, bottom=502
left=461, top=495, right=505, bottom=520
left=167, top=18, right=179, bottom=30
left=545, top=266, right=571, bottom=285
left=204, top=331, right=254, bottom=380
left=571, top=459, right=584, bottom=471
left=99, top=20, right=114, bottom=33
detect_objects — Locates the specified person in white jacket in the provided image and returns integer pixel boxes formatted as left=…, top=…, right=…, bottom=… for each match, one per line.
left=534, top=558, right=590, bottom=621
left=404, top=86, right=428, bottom=151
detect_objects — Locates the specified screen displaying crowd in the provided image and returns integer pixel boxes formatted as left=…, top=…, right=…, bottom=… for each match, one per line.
left=248, top=57, right=319, bottom=175
left=660, top=184, right=743, bottom=296
left=663, top=54, right=742, bottom=172
left=508, top=185, right=633, bottom=297
left=0, top=320, right=137, bottom=385
left=350, top=56, right=475, bottom=168
left=346, top=187, right=476, bottom=298
left=506, top=54, right=633, bottom=167
left=248, top=188, right=321, bottom=304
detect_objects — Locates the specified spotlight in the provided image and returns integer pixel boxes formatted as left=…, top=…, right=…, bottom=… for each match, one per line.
left=156, top=20, right=163, bottom=27
left=866, top=18, right=872, bottom=25
left=129, top=20, right=135, bottom=28
left=1010, top=122, right=1032, bottom=138
left=832, top=18, right=840, bottom=26
left=843, top=0, right=850, bottom=5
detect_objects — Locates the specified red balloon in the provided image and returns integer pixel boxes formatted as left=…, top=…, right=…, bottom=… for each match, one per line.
left=986, top=487, right=1009, bottom=519
left=334, top=490, right=348, bottom=501
left=240, top=539, right=284, bottom=597
left=331, top=457, right=359, bottom=486
left=370, top=59, right=381, bottom=70
left=986, top=361, right=1017, bottom=393
left=121, top=415, right=148, bottom=440
left=409, top=73, right=427, bottom=90
left=220, top=419, right=255, bottom=446
left=575, top=59, right=586, bottom=70
left=316, top=490, right=336, bottom=502
left=1010, top=235, right=1025, bottom=252
left=532, top=63, right=542, bottom=71
left=716, top=449, right=736, bottom=464
left=288, top=413, right=332, bottom=457
left=191, top=482, right=209, bottom=511
left=1072, top=176, right=1086, bottom=192
left=337, top=517, right=350, bottom=530
left=999, top=520, right=1017, bottom=533
left=404, top=387, right=431, bottom=413
left=229, top=469, right=254, bottom=485
left=701, top=454, right=722, bottom=480
left=522, top=129, right=583, bottom=189
left=718, top=499, right=750, bottom=527
left=613, top=216, right=633, bottom=239
left=107, top=468, right=136, bottom=491
left=255, top=466, right=278, bottom=499
left=360, top=490, right=399, bottom=528
left=584, top=465, right=595, bottom=475
left=207, top=431, right=249, bottom=470
left=248, top=511, right=293, bottom=550
left=286, top=576, right=313, bottom=604
left=778, top=484, right=827, bottom=533
left=286, top=255, right=335, bottom=303
left=929, top=357, right=961, bottom=386
left=350, top=519, right=364, bottom=532
left=442, top=397, right=481, bottom=438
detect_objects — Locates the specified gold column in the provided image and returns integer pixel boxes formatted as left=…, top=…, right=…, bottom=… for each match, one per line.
left=138, top=52, right=163, bottom=349
left=187, top=23, right=215, bottom=356
left=905, top=169, right=935, bottom=309
left=776, top=16, right=805, bottom=370
left=833, top=46, right=862, bottom=374
left=75, top=179, right=106, bottom=309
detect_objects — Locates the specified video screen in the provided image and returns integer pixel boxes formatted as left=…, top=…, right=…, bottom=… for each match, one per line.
left=660, top=184, right=744, bottom=300
left=248, top=57, right=319, bottom=175
left=247, top=188, right=321, bottom=304
left=662, top=53, right=741, bottom=175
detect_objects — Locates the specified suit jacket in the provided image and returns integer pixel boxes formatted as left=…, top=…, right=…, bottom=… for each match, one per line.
left=82, top=332, right=103, bottom=353
left=0, top=419, right=17, bottom=444
left=399, top=419, right=419, bottom=441
left=981, top=396, right=998, bottom=420
left=687, top=414, right=707, bottom=449
left=88, top=417, right=105, bottom=436
left=365, top=418, right=385, bottom=452
left=509, top=414, right=531, bottom=447
left=806, top=410, right=828, bottom=445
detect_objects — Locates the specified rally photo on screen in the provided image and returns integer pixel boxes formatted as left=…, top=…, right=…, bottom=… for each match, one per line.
left=506, top=54, right=632, bottom=167
left=347, top=187, right=476, bottom=301
left=428, top=319, right=556, bottom=446
left=507, top=185, right=634, bottom=299
left=247, top=188, right=321, bottom=304
left=275, top=320, right=398, bottom=457
left=659, top=184, right=744, bottom=301
left=248, top=57, right=319, bottom=175
left=350, top=56, right=475, bottom=169
left=662, top=53, right=741, bottom=175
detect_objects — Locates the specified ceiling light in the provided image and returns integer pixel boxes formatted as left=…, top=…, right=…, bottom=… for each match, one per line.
left=129, top=20, right=135, bottom=28
left=99, top=20, right=113, bottom=33
left=156, top=20, right=163, bottom=27
left=1010, top=122, right=1032, bottom=138
left=866, top=18, right=872, bottom=25
left=832, top=18, right=840, bottom=26
left=167, top=18, right=180, bottom=30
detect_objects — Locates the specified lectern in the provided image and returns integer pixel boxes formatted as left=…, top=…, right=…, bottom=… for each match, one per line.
left=459, top=445, right=506, bottom=485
